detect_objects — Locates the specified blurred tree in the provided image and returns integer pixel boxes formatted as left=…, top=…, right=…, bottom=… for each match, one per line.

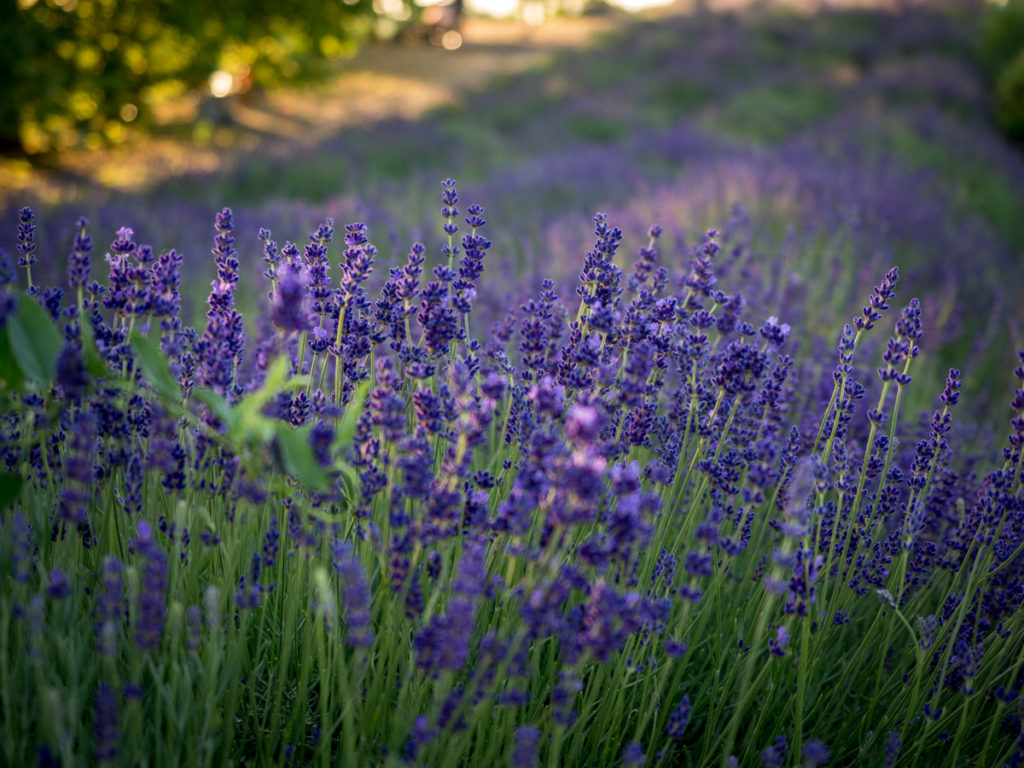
left=0, top=0, right=375, bottom=153
left=995, top=48, right=1024, bottom=142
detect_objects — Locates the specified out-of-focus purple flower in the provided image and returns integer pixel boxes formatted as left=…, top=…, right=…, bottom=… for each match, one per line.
left=132, top=520, right=167, bottom=651
left=403, top=714, right=437, bottom=760
left=331, top=539, right=374, bottom=649
left=512, top=726, right=541, bottom=768
left=56, top=343, right=88, bottom=402
left=415, top=539, right=486, bottom=675
left=96, top=556, right=123, bottom=657
left=59, top=409, right=95, bottom=527
left=665, top=695, right=691, bottom=742
left=0, top=250, right=15, bottom=326
left=761, top=735, right=788, bottom=768
left=186, top=604, right=202, bottom=651
left=620, top=741, right=646, bottom=766
left=883, top=731, right=901, bottom=767
left=802, top=740, right=829, bottom=767
left=93, top=681, right=119, bottom=763
left=769, top=624, right=790, bottom=656
left=0, top=247, right=14, bottom=287
left=46, top=569, right=72, bottom=599
left=11, top=512, right=33, bottom=584
left=271, top=263, right=311, bottom=334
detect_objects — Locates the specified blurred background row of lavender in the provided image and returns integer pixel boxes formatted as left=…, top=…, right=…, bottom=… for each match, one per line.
left=3, top=0, right=1023, bottom=436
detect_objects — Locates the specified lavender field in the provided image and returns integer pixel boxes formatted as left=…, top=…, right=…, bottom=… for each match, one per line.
left=2, top=1, right=1024, bottom=766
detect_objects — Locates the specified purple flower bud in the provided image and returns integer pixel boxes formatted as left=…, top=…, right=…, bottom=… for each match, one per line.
left=46, top=569, right=72, bottom=599
left=512, top=726, right=541, bottom=768
left=93, top=682, right=120, bottom=762
left=665, top=695, right=691, bottom=742
left=16, top=207, right=36, bottom=269
left=271, top=263, right=311, bottom=334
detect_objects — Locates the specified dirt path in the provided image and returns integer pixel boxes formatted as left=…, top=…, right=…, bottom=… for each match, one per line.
left=0, top=13, right=634, bottom=207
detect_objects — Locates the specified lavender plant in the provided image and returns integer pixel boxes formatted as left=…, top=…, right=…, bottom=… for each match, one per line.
left=1, top=180, right=1022, bottom=768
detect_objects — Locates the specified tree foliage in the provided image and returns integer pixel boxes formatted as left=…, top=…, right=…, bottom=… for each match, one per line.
left=0, top=0, right=375, bottom=153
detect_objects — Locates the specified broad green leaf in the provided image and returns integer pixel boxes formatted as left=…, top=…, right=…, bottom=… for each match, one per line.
left=0, top=329, right=25, bottom=396
left=131, top=332, right=181, bottom=401
left=284, top=374, right=311, bottom=391
left=80, top=314, right=108, bottom=378
left=275, top=423, right=329, bottom=493
left=0, top=473, right=22, bottom=510
left=192, top=388, right=235, bottom=430
left=6, top=295, right=61, bottom=386
left=231, top=356, right=290, bottom=443
left=336, top=379, right=370, bottom=449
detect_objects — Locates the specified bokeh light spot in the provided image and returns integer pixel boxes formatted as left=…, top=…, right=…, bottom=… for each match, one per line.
left=209, top=70, right=234, bottom=99
left=441, top=30, right=463, bottom=51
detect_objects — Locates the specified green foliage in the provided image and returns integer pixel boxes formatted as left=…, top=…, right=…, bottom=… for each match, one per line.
left=995, top=47, right=1024, bottom=142
left=980, top=0, right=1024, bottom=78
left=705, top=84, right=840, bottom=144
left=0, top=0, right=375, bottom=152
left=4, top=294, right=61, bottom=388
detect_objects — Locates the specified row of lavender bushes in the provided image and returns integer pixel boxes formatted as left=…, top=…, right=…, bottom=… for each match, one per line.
left=1, top=180, right=1023, bottom=766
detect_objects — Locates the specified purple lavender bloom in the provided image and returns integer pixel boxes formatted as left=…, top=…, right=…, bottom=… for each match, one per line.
left=46, top=569, right=72, bottom=599
left=56, top=342, right=88, bottom=402
left=414, top=539, right=486, bottom=675
left=0, top=250, right=15, bottom=325
left=512, top=726, right=541, bottom=768
left=854, top=266, right=898, bottom=332
left=802, top=740, right=829, bottom=767
left=331, top=539, right=374, bottom=649
left=883, top=731, right=901, bottom=767
left=259, top=227, right=280, bottom=283
left=60, top=409, right=95, bottom=527
left=96, top=557, right=123, bottom=657
left=271, top=262, right=311, bottom=334
left=93, top=682, right=119, bottom=762
left=186, top=605, right=202, bottom=651
left=197, top=209, right=245, bottom=395
left=16, top=206, right=36, bottom=269
left=132, top=520, right=167, bottom=651
left=68, top=217, right=92, bottom=290
left=148, top=249, right=182, bottom=323
left=621, top=741, right=646, bottom=766
left=441, top=178, right=460, bottom=237
left=665, top=695, right=691, bottom=742
left=11, top=512, right=33, bottom=584
left=761, top=735, right=788, bottom=768
left=940, top=368, right=962, bottom=407
left=769, top=624, right=791, bottom=656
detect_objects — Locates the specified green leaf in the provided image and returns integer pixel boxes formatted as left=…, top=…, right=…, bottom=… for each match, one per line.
left=335, top=458, right=361, bottom=503
left=131, top=332, right=181, bottom=401
left=336, top=379, right=370, bottom=448
left=6, top=295, right=62, bottom=387
left=192, top=388, right=235, bottom=430
left=275, top=423, right=329, bottom=493
left=0, top=329, right=25, bottom=397
left=0, top=474, right=23, bottom=510
left=230, top=356, right=289, bottom=444
left=80, top=314, right=108, bottom=378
